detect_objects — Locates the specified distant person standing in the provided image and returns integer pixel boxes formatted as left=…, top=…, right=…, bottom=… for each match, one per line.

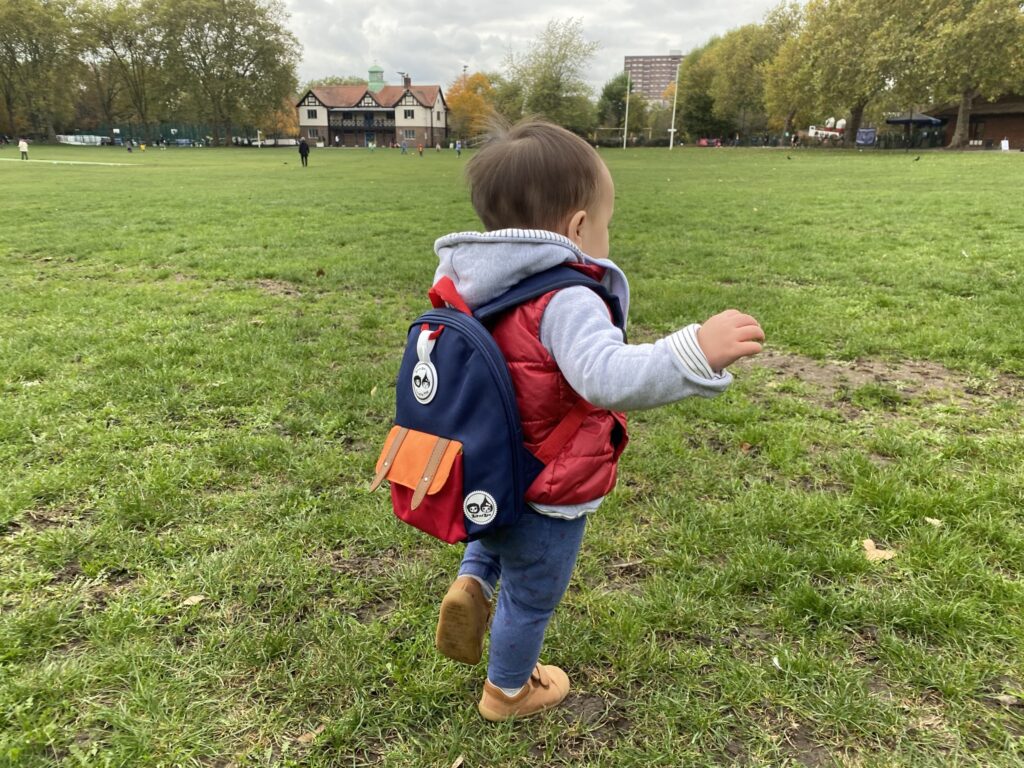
left=18, top=137, right=28, bottom=160
left=299, top=137, right=310, bottom=167
left=417, top=143, right=424, bottom=157
left=455, top=139, right=462, bottom=157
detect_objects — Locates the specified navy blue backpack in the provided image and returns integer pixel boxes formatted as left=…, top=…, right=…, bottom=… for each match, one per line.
left=370, top=266, right=624, bottom=543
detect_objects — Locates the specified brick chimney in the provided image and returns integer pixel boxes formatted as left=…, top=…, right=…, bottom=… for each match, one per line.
left=403, top=74, right=411, bottom=88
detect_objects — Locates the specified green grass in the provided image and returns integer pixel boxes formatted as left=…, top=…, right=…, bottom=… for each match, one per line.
left=1, top=143, right=1023, bottom=767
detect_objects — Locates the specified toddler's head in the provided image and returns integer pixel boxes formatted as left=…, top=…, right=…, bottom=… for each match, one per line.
left=466, top=119, right=614, bottom=259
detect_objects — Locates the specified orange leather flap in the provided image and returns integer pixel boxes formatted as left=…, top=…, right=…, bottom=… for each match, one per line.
left=375, top=426, right=462, bottom=495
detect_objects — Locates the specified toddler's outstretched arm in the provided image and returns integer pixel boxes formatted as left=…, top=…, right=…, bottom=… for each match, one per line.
left=541, top=288, right=749, bottom=411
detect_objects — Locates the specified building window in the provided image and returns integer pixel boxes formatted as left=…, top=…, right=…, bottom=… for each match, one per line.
left=404, top=109, right=415, bottom=119
left=308, top=128, right=320, bottom=138
left=303, top=95, right=318, bottom=105
left=403, top=129, right=416, bottom=140
left=307, top=109, right=317, bottom=119
left=436, top=111, right=441, bottom=120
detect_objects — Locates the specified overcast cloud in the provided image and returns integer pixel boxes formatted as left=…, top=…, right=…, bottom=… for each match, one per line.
left=283, top=0, right=781, bottom=93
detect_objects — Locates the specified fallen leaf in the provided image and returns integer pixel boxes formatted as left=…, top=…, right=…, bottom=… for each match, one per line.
left=297, top=724, right=326, bottom=744
left=181, top=595, right=207, bottom=606
left=771, top=655, right=784, bottom=671
left=740, top=442, right=754, bottom=454
left=450, top=758, right=465, bottom=768
left=315, top=267, right=326, bottom=277
left=924, top=517, right=943, bottom=527
left=862, top=539, right=897, bottom=562
left=913, top=713, right=946, bottom=731
left=986, top=694, right=1023, bottom=708
left=370, top=385, right=378, bottom=397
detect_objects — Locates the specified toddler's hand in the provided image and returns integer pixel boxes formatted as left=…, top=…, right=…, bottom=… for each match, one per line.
left=696, top=310, right=765, bottom=372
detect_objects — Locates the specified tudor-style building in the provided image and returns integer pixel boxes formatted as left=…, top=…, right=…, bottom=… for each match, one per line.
left=296, top=65, right=448, bottom=148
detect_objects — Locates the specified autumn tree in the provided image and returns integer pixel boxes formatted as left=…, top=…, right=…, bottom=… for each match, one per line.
left=446, top=71, right=495, bottom=138
left=81, top=0, right=168, bottom=137
left=0, top=0, right=81, bottom=137
left=504, top=17, right=598, bottom=133
left=261, top=94, right=298, bottom=138
left=920, top=0, right=1024, bottom=148
left=704, top=24, right=777, bottom=137
left=301, top=74, right=367, bottom=92
left=790, top=0, right=926, bottom=146
left=160, top=0, right=299, bottom=143
left=763, top=26, right=815, bottom=134
left=77, top=51, right=126, bottom=128
left=596, top=72, right=628, bottom=128
left=677, top=40, right=732, bottom=141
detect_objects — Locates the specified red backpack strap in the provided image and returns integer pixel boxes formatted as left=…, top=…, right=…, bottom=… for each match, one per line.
left=428, top=277, right=472, bottom=315
left=532, top=399, right=592, bottom=465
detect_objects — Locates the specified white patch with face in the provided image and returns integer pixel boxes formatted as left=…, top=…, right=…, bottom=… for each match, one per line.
left=412, top=328, right=438, bottom=404
left=463, top=491, right=497, bottom=525
left=411, top=361, right=437, bottom=404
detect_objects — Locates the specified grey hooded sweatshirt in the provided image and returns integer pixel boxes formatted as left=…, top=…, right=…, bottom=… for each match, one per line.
left=433, top=228, right=732, bottom=518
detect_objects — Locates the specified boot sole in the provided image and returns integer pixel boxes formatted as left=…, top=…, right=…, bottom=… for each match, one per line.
left=478, top=698, right=563, bottom=721
left=435, top=591, right=485, bottom=665
left=478, top=685, right=570, bottom=721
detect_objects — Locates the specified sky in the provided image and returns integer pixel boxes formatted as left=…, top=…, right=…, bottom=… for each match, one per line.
left=283, top=0, right=782, bottom=94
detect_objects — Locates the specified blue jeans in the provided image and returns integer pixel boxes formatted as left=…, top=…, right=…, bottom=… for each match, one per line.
left=458, top=511, right=587, bottom=688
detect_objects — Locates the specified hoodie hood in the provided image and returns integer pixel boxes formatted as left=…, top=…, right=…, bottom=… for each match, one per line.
left=433, top=229, right=630, bottom=323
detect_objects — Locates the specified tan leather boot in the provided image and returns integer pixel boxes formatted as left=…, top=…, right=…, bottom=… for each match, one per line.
left=478, top=664, right=570, bottom=721
left=435, top=576, right=492, bottom=665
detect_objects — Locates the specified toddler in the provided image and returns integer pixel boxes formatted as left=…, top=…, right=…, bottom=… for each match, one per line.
left=431, top=119, right=764, bottom=720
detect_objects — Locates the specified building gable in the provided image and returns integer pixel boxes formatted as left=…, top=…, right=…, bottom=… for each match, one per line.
left=297, top=90, right=324, bottom=108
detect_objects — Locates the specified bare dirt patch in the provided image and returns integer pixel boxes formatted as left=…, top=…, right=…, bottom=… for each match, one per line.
left=783, top=723, right=833, bottom=767
left=736, top=349, right=1023, bottom=407
left=255, top=279, right=302, bottom=298
left=23, top=502, right=93, bottom=531
left=324, top=546, right=404, bottom=579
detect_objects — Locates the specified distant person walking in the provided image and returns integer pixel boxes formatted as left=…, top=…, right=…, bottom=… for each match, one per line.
left=18, top=137, right=28, bottom=160
left=299, top=137, right=310, bottom=167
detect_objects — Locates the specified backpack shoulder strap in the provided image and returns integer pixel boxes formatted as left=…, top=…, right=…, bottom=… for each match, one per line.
left=473, top=265, right=625, bottom=331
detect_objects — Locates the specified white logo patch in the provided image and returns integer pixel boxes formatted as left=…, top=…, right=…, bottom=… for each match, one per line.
left=463, top=491, right=497, bottom=525
left=412, top=328, right=438, bottom=404
left=411, top=361, right=437, bottom=404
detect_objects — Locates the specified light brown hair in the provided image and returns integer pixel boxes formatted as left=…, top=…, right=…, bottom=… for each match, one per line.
left=466, top=118, right=604, bottom=232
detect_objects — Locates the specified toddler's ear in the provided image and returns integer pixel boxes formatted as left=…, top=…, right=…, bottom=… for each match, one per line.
left=563, top=209, right=587, bottom=245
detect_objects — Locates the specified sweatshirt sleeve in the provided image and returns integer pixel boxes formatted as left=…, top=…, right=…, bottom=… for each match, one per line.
left=539, top=286, right=732, bottom=411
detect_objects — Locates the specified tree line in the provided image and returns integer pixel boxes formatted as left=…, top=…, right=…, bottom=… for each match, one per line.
left=448, top=3, right=1024, bottom=149
left=0, top=0, right=299, bottom=142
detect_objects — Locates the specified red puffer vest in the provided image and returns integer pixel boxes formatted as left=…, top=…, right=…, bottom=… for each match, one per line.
left=488, top=264, right=629, bottom=505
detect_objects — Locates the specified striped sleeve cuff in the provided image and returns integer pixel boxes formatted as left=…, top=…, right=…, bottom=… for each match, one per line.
left=667, top=324, right=724, bottom=380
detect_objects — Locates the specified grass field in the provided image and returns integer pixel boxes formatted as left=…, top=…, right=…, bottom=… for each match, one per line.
left=1, top=142, right=1023, bottom=767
